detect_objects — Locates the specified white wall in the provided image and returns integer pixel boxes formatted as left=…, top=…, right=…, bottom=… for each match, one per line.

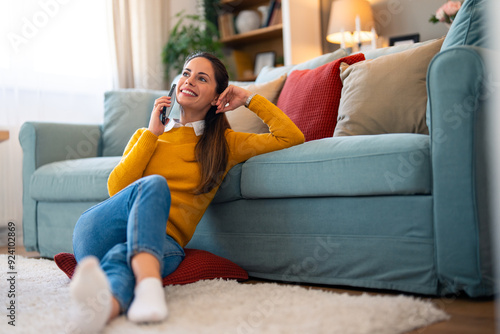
left=169, top=0, right=199, bottom=30
left=321, top=0, right=449, bottom=53
left=282, top=0, right=322, bottom=66
left=165, top=0, right=201, bottom=82
left=369, top=0, right=449, bottom=45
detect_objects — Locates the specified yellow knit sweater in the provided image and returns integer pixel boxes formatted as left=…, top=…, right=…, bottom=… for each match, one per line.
left=107, top=95, right=305, bottom=247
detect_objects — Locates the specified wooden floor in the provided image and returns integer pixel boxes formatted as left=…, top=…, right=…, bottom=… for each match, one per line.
left=1, top=246, right=496, bottom=333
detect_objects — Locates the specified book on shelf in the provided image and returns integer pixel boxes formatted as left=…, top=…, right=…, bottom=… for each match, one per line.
left=218, top=13, right=235, bottom=40
left=264, top=0, right=276, bottom=27
left=268, top=0, right=282, bottom=26
left=264, top=0, right=281, bottom=27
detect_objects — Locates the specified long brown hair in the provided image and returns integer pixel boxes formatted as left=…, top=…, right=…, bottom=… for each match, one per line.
left=184, top=52, right=230, bottom=194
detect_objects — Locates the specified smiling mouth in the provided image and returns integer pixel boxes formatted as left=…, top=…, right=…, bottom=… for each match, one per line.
left=181, top=89, right=197, bottom=97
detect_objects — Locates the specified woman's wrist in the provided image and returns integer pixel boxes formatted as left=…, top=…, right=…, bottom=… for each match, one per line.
left=146, top=127, right=162, bottom=138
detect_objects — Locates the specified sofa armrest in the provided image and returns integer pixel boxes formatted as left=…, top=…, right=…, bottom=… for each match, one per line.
left=427, top=45, right=494, bottom=296
left=19, top=122, right=102, bottom=168
left=18, top=122, right=102, bottom=251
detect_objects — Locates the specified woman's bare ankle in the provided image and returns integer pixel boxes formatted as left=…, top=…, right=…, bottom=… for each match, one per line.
left=108, top=297, right=121, bottom=322
left=131, top=252, right=162, bottom=283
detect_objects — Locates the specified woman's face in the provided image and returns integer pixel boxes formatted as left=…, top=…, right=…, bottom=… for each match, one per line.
left=176, top=57, right=219, bottom=114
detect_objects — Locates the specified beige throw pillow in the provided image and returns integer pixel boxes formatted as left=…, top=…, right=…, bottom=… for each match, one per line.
left=226, top=74, right=287, bottom=133
left=333, top=37, right=444, bottom=136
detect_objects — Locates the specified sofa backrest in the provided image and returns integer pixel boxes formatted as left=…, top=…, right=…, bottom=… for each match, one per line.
left=440, top=0, right=487, bottom=51
left=254, top=39, right=445, bottom=86
left=102, top=89, right=168, bottom=156
left=362, top=39, right=438, bottom=60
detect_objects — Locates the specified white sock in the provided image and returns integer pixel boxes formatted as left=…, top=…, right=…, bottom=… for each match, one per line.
left=68, top=256, right=112, bottom=334
left=127, top=277, right=168, bottom=323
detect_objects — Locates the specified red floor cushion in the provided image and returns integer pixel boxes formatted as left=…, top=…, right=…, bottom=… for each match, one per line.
left=54, top=248, right=248, bottom=285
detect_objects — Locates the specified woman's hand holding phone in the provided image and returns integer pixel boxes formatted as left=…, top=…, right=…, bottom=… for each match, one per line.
left=149, top=84, right=176, bottom=137
left=149, top=96, right=172, bottom=136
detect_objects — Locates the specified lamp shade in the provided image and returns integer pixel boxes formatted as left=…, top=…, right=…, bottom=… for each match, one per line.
left=327, top=0, right=376, bottom=46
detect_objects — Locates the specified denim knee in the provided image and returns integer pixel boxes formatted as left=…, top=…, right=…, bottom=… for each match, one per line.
left=141, top=175, right=170, bottom=200
left=72, top=197, right=128, bottom=262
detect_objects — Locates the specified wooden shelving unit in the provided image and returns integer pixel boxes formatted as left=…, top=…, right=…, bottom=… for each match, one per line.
left=218, top=0, right=284, bottom=81
left=220, top=23, right=283, bottom=46
left=218, top=0, right=322, bottom=81
left=0, top=130, right=9, bottom=142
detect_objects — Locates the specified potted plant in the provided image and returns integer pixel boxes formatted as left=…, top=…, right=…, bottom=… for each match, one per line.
left=162, top=11, right=224, bottom=81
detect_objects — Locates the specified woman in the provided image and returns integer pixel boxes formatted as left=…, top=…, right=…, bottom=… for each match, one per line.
left=70, top=52, right=304, bottom=333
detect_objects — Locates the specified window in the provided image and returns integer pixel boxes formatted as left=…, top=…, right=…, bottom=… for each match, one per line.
left=0, top=0, right=113, bottom=124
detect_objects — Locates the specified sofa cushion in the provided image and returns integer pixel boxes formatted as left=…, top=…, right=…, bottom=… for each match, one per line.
left=277, top=53, right=365, bottom=142
left=288, top=48, right=348, bottom=73
left=240, top=134, right=431, bottom=198
left=30, top=157, right=120, bottom=202
left=441, top=0, right=486, bottom=50
left=103, top=89, right=167, bottom=157
left=255, top=48, right=348, bottom=84
left=225, top=75, right=287, bottom=134
left=334, top=38, right=443, bottom=136
left=255, top=65, right=292, bottom=84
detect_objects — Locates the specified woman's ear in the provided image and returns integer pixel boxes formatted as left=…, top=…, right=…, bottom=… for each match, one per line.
left=211, top=94, right=220, bottom=106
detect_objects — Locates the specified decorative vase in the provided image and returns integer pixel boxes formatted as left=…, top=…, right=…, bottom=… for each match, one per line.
left=235, top=10, right=261, bottom=34
left=257, top=6, right=268, bottom=26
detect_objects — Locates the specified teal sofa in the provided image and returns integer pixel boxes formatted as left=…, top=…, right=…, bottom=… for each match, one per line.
left=20, top=0, right=494, bottom=296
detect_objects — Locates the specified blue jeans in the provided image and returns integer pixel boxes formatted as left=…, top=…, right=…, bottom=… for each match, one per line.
left=72, top=175, right=185, bottom=312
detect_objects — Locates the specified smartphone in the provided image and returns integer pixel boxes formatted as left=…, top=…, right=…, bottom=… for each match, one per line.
left=160, top=84, right=176, bottom=125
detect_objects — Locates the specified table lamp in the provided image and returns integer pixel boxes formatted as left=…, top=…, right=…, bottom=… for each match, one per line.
left=326, top=0, right=377, bottom=50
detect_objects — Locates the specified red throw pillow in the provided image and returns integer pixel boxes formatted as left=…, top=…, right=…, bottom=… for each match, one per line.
left=277, top=53, right=365, bottom=141
left=54, top=248, right=248, bottom=285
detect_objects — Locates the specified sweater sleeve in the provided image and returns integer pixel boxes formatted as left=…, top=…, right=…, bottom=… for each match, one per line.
left=107, top=128, right=159, bottom=196
left=225, top=94, right=305, bottom=165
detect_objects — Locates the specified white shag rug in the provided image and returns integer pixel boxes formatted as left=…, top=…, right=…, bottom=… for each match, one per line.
left=0, top=255, right=448, bottom=334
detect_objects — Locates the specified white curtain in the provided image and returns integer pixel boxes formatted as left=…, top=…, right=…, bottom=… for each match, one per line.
left=0, top=0, right=114, bottom=236
left=110, top=0, right=170, bottom=89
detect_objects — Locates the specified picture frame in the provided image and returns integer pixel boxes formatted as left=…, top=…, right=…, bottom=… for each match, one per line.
left=254, top=51, right=276, bottom=76
left=389, top=34, right=420, bottom=47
